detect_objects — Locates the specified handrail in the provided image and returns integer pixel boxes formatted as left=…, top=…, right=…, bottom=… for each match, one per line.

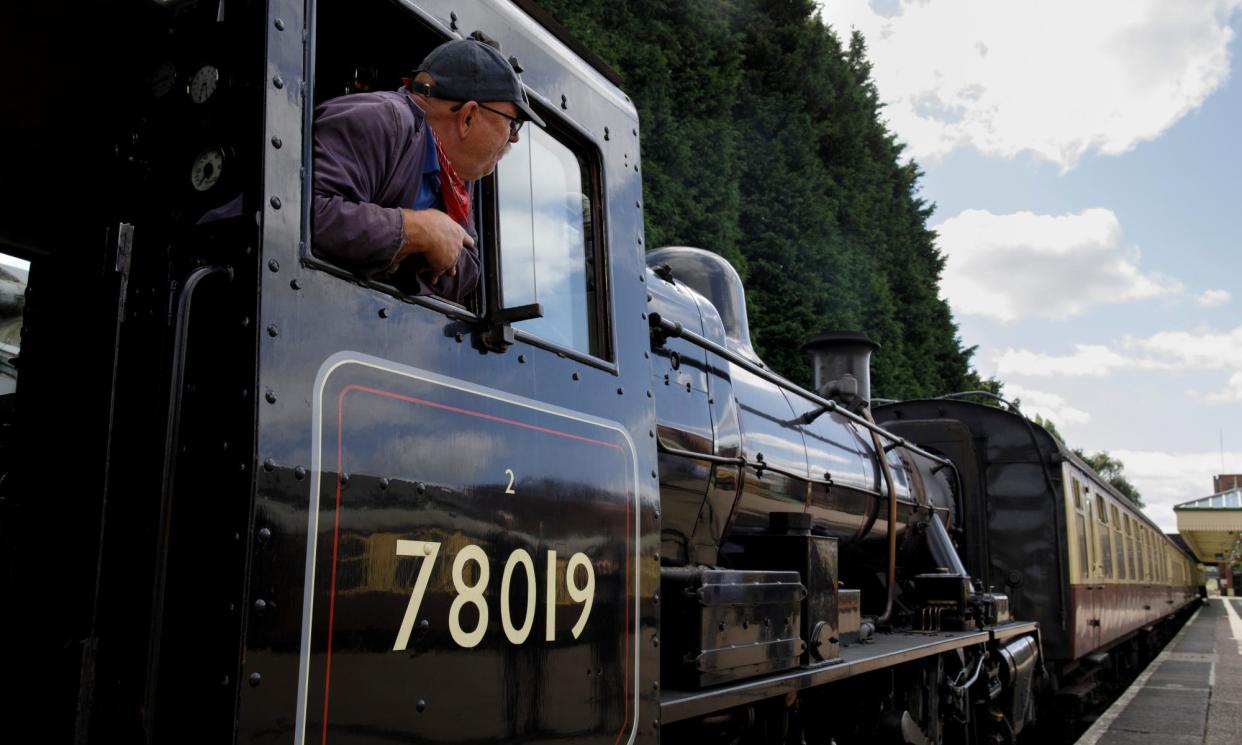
left=144, top=264, right=233, bottom=735
left=648, top=313, right=952, bottom=468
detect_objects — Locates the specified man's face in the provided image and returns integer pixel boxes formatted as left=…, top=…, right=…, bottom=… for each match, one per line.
left=453, top=100, right=520, bottom=180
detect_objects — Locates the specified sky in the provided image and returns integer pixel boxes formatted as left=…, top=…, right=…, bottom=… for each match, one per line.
left=817, top=0, right=1242, bottom=532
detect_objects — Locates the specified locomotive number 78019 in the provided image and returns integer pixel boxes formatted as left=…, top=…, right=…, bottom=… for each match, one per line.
left=392, top=541, right=596, bottom=650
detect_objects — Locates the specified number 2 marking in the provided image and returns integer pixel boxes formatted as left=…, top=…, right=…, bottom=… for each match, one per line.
left=504, top=468, right=516, bottom=494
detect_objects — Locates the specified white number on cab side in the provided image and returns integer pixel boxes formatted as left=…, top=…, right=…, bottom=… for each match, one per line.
left=393, top=543, right=596, bottom=650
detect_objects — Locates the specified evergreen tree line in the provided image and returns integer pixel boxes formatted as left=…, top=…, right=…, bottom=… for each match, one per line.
left=538, top=0, right=994, bottom=397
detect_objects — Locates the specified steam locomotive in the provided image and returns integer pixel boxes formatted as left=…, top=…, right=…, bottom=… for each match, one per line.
left=0, top=0, right=1197, bottom=743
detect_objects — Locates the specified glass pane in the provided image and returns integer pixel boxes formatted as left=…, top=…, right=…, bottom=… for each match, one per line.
left=0, top=253, right=28, bottom=394
left=1075, top=514, right=1089, bottom=579
left=497, top=127, right=599, bottom=356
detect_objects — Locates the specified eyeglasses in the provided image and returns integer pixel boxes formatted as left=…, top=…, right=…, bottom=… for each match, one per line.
left=450, top=101, right=523, bottom=137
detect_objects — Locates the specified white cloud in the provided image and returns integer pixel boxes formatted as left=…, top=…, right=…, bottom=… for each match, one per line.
left=996, top=324, right=1242, bottom=380
left=1122, top=326, right=1242, bottom=368
left=1112, top=448, right=1242, bottom=531
left=995, top=344, right=1154, bottom=377
left=1005, top=383, right=1090, bottom=425
left=1205, top=371, right=1242, bottom=402
left=938, top=208, right=1181, bottom=322
left=1197, top=289, right=1231, bottom=307
left=817, top=0, right=1242, bottom=169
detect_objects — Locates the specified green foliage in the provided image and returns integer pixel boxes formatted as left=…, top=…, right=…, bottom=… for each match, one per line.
left=1032, top=414, right=1064, bottom=443
left=536, top=0, right=986, bottom=395
left=1074, top=448, right=1145, bottom=507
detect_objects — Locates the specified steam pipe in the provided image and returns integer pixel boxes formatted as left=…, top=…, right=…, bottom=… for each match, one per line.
left=865, top=406, right=900, bottom=625
left=648, top=313, right=952, bottom=468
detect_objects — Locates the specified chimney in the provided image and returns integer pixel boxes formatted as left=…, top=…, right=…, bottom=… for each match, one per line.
left=801, top=331, right=880, bottom=412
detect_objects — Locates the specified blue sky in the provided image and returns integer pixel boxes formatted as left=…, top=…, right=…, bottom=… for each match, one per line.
left=819, top=0, right=1242, bottom=530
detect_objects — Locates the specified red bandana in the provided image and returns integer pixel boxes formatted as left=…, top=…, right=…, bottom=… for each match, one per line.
left=430, top=129, right=472, bottom=228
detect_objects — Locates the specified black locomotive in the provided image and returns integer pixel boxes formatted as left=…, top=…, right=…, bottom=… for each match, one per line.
left=0, top=1, right=1197, bottom=743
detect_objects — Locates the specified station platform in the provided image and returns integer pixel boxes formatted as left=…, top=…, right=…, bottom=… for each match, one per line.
left=1076, top=598, right=1242, bottom=745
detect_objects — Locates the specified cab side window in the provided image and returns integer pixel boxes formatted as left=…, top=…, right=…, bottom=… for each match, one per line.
left=495, top=124, right=605, bottom=359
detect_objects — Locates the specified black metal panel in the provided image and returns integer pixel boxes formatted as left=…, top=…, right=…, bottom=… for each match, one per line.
left=661, top=567, right=806, bottom=688
left=874, top=400, right=1072, bottom=660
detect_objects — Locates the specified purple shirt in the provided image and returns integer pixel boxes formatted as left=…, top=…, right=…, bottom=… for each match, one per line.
left=311, top=90, right=480, bottom=303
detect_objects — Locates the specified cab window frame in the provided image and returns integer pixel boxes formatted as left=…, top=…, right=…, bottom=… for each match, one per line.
left=480, top=104, right=615, bottom=371
left=299, top=7, right=615, bottom=371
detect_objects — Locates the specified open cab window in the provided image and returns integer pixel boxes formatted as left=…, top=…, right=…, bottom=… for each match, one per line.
left=307, top=0, right=611, bottom=363
left=495, top=124, right=606, bottom=360
left=0, top=254, right=27, bottom=395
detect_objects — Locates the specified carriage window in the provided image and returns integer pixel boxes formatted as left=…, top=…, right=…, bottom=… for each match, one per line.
left=1111, top=506, right=1126, bottom=580
left=1096, top=497, right=1112, bottom=578
left=496, top=125, right=603, bottom=358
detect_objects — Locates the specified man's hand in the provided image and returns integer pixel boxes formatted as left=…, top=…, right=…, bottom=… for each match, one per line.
left=397, top=208, right=475, bottom=285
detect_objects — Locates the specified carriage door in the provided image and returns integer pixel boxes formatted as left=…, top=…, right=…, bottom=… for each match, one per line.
left=1082, top=487, right=1101, bottom=649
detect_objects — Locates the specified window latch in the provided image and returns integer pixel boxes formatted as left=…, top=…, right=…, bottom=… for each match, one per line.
left=482, top=302, right=543, bottom=352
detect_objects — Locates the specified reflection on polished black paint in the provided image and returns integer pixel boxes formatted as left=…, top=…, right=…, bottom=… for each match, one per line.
left=304, top=362, right=636, bottom=743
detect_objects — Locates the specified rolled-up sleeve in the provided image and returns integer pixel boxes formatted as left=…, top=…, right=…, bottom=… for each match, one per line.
left=311, top=97, right=406, bottom=276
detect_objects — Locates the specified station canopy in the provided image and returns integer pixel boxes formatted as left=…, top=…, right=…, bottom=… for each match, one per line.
left=1174, top=487, right=1242, bottom=564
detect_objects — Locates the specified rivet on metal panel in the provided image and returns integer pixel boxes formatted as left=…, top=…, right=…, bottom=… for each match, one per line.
left=649, top=430, right=654, bottom=438
left=254, top=598, right=267, bottom=612
left=633, top=128, right=638, bottom=136
left=267, top=323, right=279, bottom=337
left=273, top=75, right=284, bottom=89
left=572, top=372, right=579, bottom=381
left=268, top=259, right=280, bottom=273
left=263, top=458, right=275, bottom=472
left=378, top=307, right=389, bottom=319
left=248, top=673, right=261, bottom=687
left=454, top=332, right=463, bottom=343
left=265, top=389, right=277, bottom=404
left=517, top=354, right=526, bottom=363
left=417, top=699, right=427, bottom=712
left=274, top=18, right=285, bottom=30
left=647, top=390, right=652, bottom=398
left=651, top=470, right=658, bottom=478
left=634, top=164, right=639, bottom=172
left=271, top=136, right=283, bottom=149
left=641, top=313, right=647, bottom=320
left=294, top=466, right=307, bottom=480
left=617, top=387, right=624, bottom=395
left=635, top=201, right=641, bottom=209
left=270, top=196, right=282, bottom=209
left=241, top=316, right=251, bottom=327
left=258, top=527, right=272, bottom=543
left=604, top=127, right=610, bottom=141
left=290, top=278, right=302, bottom=290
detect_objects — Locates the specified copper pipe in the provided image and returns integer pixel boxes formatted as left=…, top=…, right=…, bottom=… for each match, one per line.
left=865, top=406, right=900, bottom=625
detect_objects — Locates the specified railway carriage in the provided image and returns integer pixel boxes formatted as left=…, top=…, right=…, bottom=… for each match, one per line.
left=0, top=0, right=1197, bottom=743
left=873, top=400, right=1200, bottom=706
